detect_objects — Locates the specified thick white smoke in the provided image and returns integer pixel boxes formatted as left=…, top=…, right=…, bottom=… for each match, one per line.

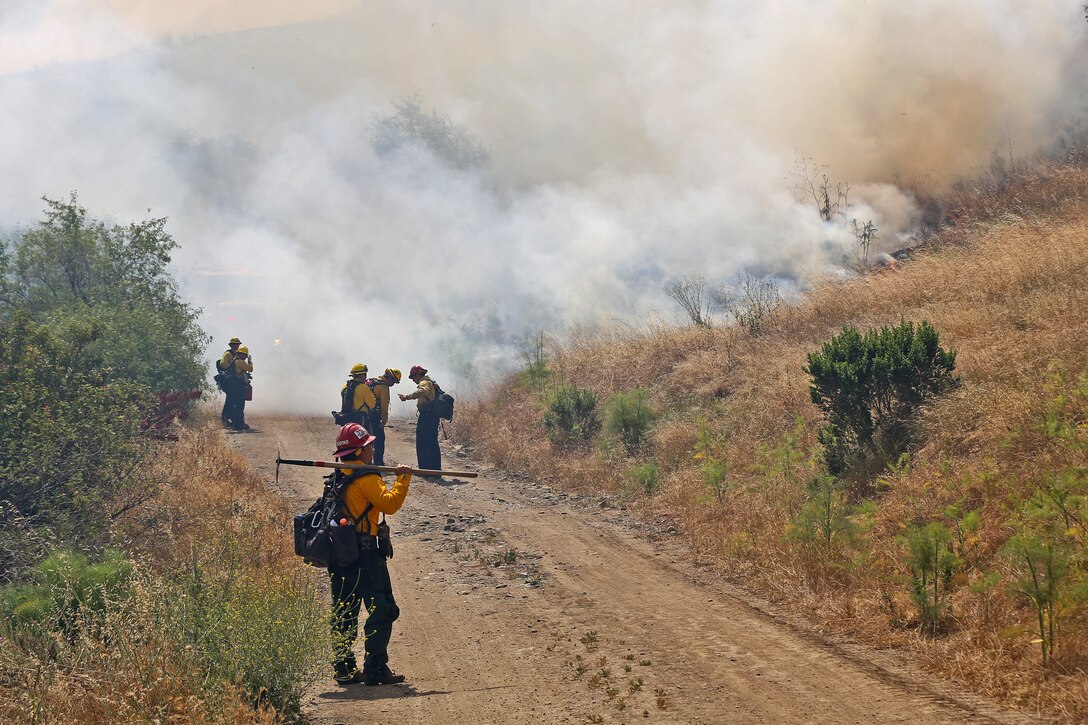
left=0, top=1, right=1085, bottom=413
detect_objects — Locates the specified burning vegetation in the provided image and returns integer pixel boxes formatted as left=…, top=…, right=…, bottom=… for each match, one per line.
left=455, top=152, right=1088, bottom=720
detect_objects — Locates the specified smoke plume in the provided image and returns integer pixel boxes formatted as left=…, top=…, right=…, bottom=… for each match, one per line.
left=0, top=1, right=1084, bottom=413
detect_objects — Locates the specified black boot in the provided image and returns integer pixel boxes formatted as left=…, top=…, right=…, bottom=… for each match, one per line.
left=363, top=667, right=406, bottom=685
left=334, top=664, right=365, bottom=685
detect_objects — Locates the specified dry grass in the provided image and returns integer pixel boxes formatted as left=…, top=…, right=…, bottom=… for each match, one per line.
left=126, top=416, right=296, bottom=572
left=455, top=159, right=1088, bottom=721
left=0, top=415, right=326, bottom=724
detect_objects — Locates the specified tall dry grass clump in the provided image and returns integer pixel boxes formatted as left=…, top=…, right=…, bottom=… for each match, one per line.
left=455, top=158, right=1088, bottom=720
left=0, top=418, right=329, bottom=723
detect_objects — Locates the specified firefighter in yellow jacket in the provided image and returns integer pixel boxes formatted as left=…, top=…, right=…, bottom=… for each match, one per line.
left=336, top=363, right=376, bottom=425
left=329, top=423, right=412, bottom=686
left=218, top=337, right=242, bottom=425
left=222, top=343, right=253, bottom=431
left=399, top=364, right=440, bottom=474
left=368, top=368, right=401, bottom=466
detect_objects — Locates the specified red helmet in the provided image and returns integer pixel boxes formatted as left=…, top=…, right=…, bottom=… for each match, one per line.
left=334, top=423, right=376, bottom=458
left=409, top=365, right=427, bottom=378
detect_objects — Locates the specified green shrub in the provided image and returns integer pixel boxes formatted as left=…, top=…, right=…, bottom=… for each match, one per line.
left=0, top=194, right=209, bottom=392
left=0, top=314, right=156, bottom=580
left=625, top=460, right=663, bottom=497
left=805, top=320, right=957, bottom=480
left=545, top=386, right=601, bottom=445
left=605, top=389, right=655, bottom=454
left=518, top=331, right=551, bottom=391
left=787, top=475, right=856, bottom=557
left=903, top=522, right=957, bottom=635
left=701, top=457, right=730, bottom=505
left=1, top=552, right=327, bottom=718
left=0, top=548, right=132, bottom=634
left=164, top=558, right=329, bottom=713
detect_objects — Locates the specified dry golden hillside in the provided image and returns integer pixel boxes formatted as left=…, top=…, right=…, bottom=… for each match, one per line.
left=456, top=158, right=1088, bottom=720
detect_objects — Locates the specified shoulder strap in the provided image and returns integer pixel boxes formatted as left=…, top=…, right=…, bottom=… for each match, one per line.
left=332, top=469, right=377, bottom=535
left=341, top=380, right=357, bottom=413
left=357, top=501, right=375, bottom=535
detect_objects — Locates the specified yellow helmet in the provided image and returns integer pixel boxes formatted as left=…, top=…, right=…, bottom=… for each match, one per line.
left=385, top=368, right=402, bottom=383
left=237, top=345, right=249, bottom=355
left=350, top=363, right=368, bottom=376
left=229, top=337, right=241, bottom=344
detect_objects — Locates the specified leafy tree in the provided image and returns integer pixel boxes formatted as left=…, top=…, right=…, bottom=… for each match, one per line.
left=805, top=320, right=957, bottom=479
left=371, top=96, right=490, bottom=170
left=701, top=456, right=730, bottom=505
left=0, top=195, right=208, bottom=392
left=519, top=331, right=551, bottom=391
left=787, top=474, right=856, bottom=556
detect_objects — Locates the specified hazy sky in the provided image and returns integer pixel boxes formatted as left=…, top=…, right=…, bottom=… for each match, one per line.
left=1, top=1, right=1085, bottom=412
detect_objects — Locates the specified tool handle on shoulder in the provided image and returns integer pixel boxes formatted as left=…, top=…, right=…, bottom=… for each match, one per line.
left=275, top=457, right=478, bottom=478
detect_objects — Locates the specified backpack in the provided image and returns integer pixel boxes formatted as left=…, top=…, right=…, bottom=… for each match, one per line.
left=213, top=354, right=232, bottom=390
left=332, top=378, right=375, bottom=425
left=293, top=470, right=370, bottom=568
left=432, top=382, right=455, bottom=421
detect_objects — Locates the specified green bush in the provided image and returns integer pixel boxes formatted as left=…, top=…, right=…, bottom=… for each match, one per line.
left=0, top=314, right=156, bottom=580
left=1, top=550, right=328, bottom=717
left=0, top=194, right=209, bottom=392
left=625, top=460, right=663, bottom=497
left=605, top=389, right=655, bottom=455
left=787, top=475, right=856, bottom=556
left=701, top=457, right=730, bottom=505
left=805, top=320, right=957, bottom=479
left=903, top=522, right=957, bottom=635
left=0, top=548, right=132, bottom=633
left=545, top=386, right=601, bottom=446
left=164, top=559, right=329, bottom=712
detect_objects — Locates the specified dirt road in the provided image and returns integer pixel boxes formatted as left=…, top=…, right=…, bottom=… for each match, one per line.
left=229, top=414, right=1045, bottom=725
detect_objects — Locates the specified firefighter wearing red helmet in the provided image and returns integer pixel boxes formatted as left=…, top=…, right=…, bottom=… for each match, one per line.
left=399, top=365, right=440, bottom=476
left=328, top=422, right=413, bottom=686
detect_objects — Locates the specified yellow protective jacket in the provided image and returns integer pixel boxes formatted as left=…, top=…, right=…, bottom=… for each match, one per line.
left=404, top=376, right=436, bottom=411
left=341, top=380, right=376, bottom=414
left=339, top=470, right=411, bottom=536
left=220, top=352, right=252, bottom=379
left=372, top=381, right=391, bottom=425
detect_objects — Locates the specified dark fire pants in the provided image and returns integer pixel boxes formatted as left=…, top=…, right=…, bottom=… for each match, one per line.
left=369, top=409, right=386, bottom=467
left=415, top=407, right=441, bottom=472
left=329, top=548, right=400, bottom=676
left=224, top=377, right=246, bottom=429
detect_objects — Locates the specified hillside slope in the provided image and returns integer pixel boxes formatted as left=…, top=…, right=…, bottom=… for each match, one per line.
left=456, top=159, right=1088, bottom=720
